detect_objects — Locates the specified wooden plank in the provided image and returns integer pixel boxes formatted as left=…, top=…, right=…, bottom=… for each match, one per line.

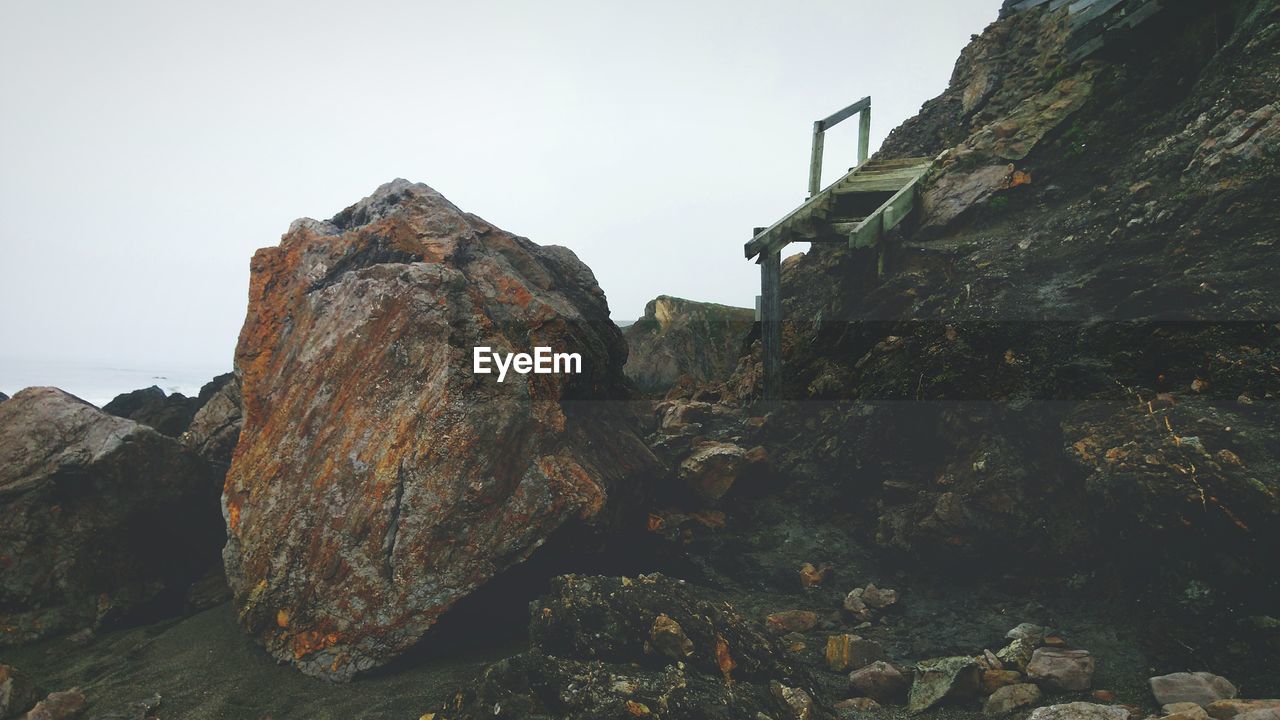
left=808, top=122, right=825, bottom=198
left=880, top=176, right=921, bottom=233
left=834, top=177, right=919, bottom=193
left=849, top=214, right=883, bottom=249
left=759, top=250, right=782, bottom=401
left=817, top=96, right=872, bottom=131
left=858, top=107, right=871, bottom=165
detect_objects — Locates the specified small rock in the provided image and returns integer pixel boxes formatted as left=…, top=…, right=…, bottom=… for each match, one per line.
left=1163, top=702, right=1210, bottom=720
left=1093, top=691, right=1116, bottom=702
left=766, top=610, right=819, bottom=634
left=771, top=681, right=815, bottom=720
left=1207, top=701, right=1280, bottom=720
left=1235, top=710, right=1280, bottom=720
left=680, top=441, right=750, bottom=501
left=983, top=669, right=1025, bottom=694
left=861, top=584, right=898, bottom=610
left=848, top=661, right=909, bottom=704
left=1007, top=623, right=1048, bottom=643
left=0, top=665, right=43, bottom=719
left=909, top=656, right=981, bottom=712
left=1028, top=648, right=1095, bottom=692
left=1028, top=702, right=1130, bottom=720
left=799, top=563, right=833, bottom=590
left=986, top=683, right=1043, bottom=715
left=826, top=634, right=888, bottom=673
left=843, top=590, right=873, bottom=622
left=1149, top=673, right=1238, bottom=707
left=998, top=638, right=1038, bottom=673
left=24, top=689, right=87, bottom=720
left=648, top=614, right=693, bottom=660
left=834, top=698, right=882, bottom=712
left=981, top=649, right=1005, bottom=671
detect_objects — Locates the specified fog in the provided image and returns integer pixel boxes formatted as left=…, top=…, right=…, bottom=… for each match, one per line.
left=0, top=0, right=998, bottom=373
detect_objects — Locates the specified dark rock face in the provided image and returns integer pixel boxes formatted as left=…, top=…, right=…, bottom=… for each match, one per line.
left=0, top=392, right=8, bottom=403
left=102, top=386, right=198, bottom=437
left=224, top=180, right=660, bottom=680
left=622, top=295, right=755, bottom=395
left=435, top=574, right=824, bottom=720
left=0, top=388, right=223, bottom=645
left=180, top=374, right=241, bottom=471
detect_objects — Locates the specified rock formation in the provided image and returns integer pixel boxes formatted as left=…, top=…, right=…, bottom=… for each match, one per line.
left=223, top=179, right=660, bottom=680
left=103, top=373, right=234, bottom=438
left=180, top=373, right=242, bottom=471
left=0, top=388, right=223, bottom=644
left=622, top=295, right=754, bottom=395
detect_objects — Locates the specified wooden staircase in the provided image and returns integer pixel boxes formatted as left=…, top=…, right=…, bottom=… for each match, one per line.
left=743, top=95, right=933, bottom=400
left=743, top=155, right=932, bottom=260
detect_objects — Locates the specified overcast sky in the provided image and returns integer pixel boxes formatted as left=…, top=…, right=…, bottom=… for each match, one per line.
left=0, top=0, right=999, bottom=374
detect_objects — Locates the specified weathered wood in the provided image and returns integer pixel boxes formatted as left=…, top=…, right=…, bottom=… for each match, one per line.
left=858, top=107, right=871, bottom=165
left=759, top=250, right=782, bottom=401
left=846, top=175, right=921, bottom=250
left=808, top=121, right=825, bottom=198
left=817, top=96, right=872, bottom=132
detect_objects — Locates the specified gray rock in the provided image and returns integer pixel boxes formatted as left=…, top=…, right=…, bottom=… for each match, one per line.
left=986, top=683, right=1042, bottom=715
left=1149, top=673, right=1238, bottom=707
left=1028, top=648, right=1095, bottom=692
left=0, top=388, right=223, bottom=645
left=1028, top=702, right=1129, bottom=720
left=1007, top=623, right=1048, bottom=643
left=179, top=374, right=242, bottom=471
left=848, top=661, right=909, bottom=704
left=0, top=664, right=43, bottom=719
left=908, top=656, right=981, bottom=712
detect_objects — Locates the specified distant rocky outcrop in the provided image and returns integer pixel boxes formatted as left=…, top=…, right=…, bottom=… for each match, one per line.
left=0, top=388, right=224, bottom=644
left=0, top=392, right=8, bottom=403
left=180, top=374, right=242, bottom=471
left=224, top=180, right=660, bottom=680
left=622, top=295, right=754, bottom=395
left=102, top=373, right=234, bottom=438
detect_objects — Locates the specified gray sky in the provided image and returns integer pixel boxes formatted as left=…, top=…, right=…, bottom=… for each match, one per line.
left=0, top=0, right=998, bottom=371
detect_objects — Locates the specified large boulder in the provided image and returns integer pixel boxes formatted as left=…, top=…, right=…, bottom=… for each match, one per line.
left=1149, top=672, right=1238, bottom=707
left=223, top=180, right=660, bottom=680
left=0, top=388, right=223, bottom=645
left=622, top=295, right=754, bottom=395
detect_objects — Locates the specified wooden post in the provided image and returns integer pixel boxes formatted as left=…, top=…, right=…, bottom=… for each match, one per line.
left=858, top=106, right=871, bottom=166
left=760, top=249, right=782, bottom=401
left=808, top=121, right=825, bottom=198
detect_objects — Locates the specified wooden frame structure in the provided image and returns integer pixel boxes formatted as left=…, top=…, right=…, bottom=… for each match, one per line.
left=745, top=96, right=932, bottom=400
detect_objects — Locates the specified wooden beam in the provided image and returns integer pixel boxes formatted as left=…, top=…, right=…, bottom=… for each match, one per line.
left=759, top=249, right=782, bottom=401
left=858, top=106, right=871, bottom=166
left=847, top=175, right=922, bottom=249
left=817, top=96, right=872, bottom=132
left=808, top=121, right=825, bottom=198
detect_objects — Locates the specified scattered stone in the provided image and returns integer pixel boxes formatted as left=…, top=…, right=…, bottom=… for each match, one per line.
left=1093, top=691, right=1116, bottom=702
left=908, top=656, right=981, bottom=712
left=1207, top=701, right=1280, bottom=720
left=1028, top=648, right=1095, bottom=692
left=0, top=664, right=42, bottom=719
left=983, top=669, right=1025, bottom=694
left=1149, top=673, right=1237, bottom=707
left=1235, top=710, right=1280, bottom=720
left=766, top=610, right=819, bottom=635
left=843, top=591, right=872, bottom=623
left=981, top=649, right=1004, bottom=671
left=648, top=614, right=693, bottom=660
left=986, top=683, right=1043, bottom=715
left=24, top=689, right=87, bottom=720
left=848, top=661, right=909, bottom=704
left=1028, top=702, right=1130, bottom=720
left=825, top=634, right=888, bottom=673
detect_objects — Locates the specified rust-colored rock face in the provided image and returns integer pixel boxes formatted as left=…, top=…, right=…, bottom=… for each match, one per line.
left=224, top=179, right=658, bottom=680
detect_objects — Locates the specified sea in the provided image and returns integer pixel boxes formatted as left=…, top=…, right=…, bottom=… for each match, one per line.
left=0, top=356, right=230, bottom=408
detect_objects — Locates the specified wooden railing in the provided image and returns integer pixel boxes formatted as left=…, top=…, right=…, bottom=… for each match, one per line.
left=807, top=96, right=871, bottom=197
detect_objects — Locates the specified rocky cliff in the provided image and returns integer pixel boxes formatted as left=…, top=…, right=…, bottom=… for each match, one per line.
left=224, top=180, right=661, bottom=680
left=623, top=295, right=755, bottom=395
